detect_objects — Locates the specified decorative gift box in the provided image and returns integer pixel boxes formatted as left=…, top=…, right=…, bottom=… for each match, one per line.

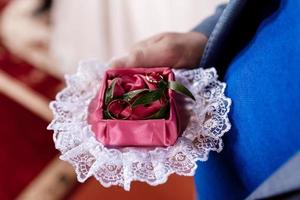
left=87, top=67, right=179, bottom=147
left=47, top=59, right=231, bottom=190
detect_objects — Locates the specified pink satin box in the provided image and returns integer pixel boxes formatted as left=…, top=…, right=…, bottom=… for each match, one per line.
left=87, top=67, right=179, bottom=147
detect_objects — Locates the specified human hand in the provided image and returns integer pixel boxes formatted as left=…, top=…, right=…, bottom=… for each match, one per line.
left=109, top=32, right=208, bottom=69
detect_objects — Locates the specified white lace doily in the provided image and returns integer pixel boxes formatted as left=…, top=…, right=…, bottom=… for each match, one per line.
left=47, top=59, right=231, bottom=190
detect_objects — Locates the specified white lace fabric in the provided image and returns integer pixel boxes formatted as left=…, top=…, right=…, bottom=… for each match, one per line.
left=47, top=59, right=231, bottom=190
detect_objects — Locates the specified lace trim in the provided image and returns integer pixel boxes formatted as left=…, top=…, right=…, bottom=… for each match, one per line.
left=47, top=59, right=231, bottom=190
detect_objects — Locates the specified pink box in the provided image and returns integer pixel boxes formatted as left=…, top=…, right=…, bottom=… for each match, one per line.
left=87, top=67, right=179, bottom=147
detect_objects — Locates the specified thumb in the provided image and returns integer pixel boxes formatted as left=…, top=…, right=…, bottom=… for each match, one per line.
left=108, top=55, right=129, bottom=68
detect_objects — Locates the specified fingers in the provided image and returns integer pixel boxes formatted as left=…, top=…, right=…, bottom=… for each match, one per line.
left=110, top=42, right=179, bottom=68
left=109, top=55, right=129, bottom=68
left=109, top=33, right=173, bottom=68
left=109, top=32, right=207, bottom=69
left=110, top=46, right=161, bottom=68
left=109, top=50, right=146, bottom=68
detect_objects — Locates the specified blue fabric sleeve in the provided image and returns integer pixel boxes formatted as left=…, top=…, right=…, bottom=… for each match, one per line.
left=194, top=0, right=300, bottom=199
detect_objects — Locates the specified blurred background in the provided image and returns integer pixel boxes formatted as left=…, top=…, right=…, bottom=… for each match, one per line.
left=0, top=0, right=226, bottom=199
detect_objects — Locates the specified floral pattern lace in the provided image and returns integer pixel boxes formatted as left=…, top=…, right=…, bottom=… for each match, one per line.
left=47, top=59, right=231, bottom=190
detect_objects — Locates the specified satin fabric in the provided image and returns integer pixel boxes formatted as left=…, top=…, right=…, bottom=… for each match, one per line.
left=194, top=1, right=300, bottom=199
left=88, top=67, right=179, bottom=147
left=107, top=71, right=166, bottom=120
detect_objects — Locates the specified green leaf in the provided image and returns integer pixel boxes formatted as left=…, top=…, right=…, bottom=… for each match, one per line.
left=122, top=89, right=149, bottom=102
left=158, top=80, right=168, bottom=90
left=131, top=90, right=163, bottom=108
left=103, top=110, right=112, bottom=119
left=168, top=81, right=196, bottom=101
left=146, top=102, right=169, bottom=119
left=105, top=78, right=118, bottom=105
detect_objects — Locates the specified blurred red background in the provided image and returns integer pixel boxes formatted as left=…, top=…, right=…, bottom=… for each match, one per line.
left=0, top=1, right=196, bottom=199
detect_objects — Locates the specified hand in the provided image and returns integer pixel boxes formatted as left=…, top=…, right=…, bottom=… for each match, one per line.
left=109, top=32, right=208, bottom=69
